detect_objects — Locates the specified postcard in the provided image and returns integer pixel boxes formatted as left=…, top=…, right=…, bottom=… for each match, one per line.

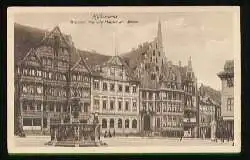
left=7, top=6, right=241, bottom=153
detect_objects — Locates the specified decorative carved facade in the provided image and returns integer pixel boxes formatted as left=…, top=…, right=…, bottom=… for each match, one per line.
left=14, top=26, right=91, bottom=134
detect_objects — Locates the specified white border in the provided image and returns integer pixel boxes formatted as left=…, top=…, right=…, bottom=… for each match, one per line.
left=7, top=6, right=241, bottom=154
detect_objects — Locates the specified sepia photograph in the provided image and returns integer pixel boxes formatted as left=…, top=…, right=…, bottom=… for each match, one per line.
left=7, top=7, right=241, bottom=153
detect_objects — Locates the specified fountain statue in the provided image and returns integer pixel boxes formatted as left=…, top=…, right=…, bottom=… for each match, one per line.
left=47, top=98, right=105, bottom=147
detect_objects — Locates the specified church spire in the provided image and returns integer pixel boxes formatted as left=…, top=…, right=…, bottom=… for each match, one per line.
left=157, top=19, right=163, bottom=45
left=188, top=56, right=192, bottom=71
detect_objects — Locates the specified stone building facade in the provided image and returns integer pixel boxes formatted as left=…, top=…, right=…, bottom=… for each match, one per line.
left=129, top=21, right=198, bottom=137
left=217, top=60, right=234, bottom=140
left=91, top=56, right=140, bottom=135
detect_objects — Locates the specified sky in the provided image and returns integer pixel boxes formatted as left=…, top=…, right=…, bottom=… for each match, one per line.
left=14, top=11, right=237, bottom=90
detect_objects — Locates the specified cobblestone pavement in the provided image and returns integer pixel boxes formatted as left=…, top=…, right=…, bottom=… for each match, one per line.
left=14, top=136, right=233, bottom=147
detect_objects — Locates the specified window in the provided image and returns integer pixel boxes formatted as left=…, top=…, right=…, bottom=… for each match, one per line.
left=227, top=78, right=234, bottom=87
left=132, top=119, right=137, bottom=128
left=125, top=86, right=130, bottom=93
left=56, top=105, right=61, bottom=112
left=143, top=103, right=146, bottom=110
left=103, top=82, right=107, bottom=91
left=142, top=91, right=146, bottom=99
left=118, top=119, right=122, bottom=128
left=84, top=104, right=88, bottom=112
left=156, top=118, right=160, bottom=128
left=110, top=100, right=114, bottom=110
left=102, top=119, right=107, bottom=128
left=110, top=119, right=114, bottom=128
left=132, top=102, right=137, bottom=111
left=23, top=103, right=27, bottom=111
left=103, top=100, right=107, bottom=110
left=151, top=73, right=156, bottom=80
left=110, top=83, right=115, bottom=91
left=149, top=93, right=153, bottom=100
left=49, top=104, right=54, bottom=112
left=110, top=68, right=115, bottom=76
left=37, top=70, right=42, bottom=77
left=132, top=86, right=137, bottom=93
left=118, top=101, right=122, bottom=110
left=37, top=86, right=43, bottom=94
left=125, top=101, right=129, bottom=111
left=156, top=104, right=161, bottom=112
left=227, top=98, right=233, bottom=111
left=94, top=100, right=100, bottom=110
left=94, top=81, right=99, bottom=90
left=37, top=103, right=41, bottom=111
left=118, top=85, right=123, bottom=92
left=168, top=92, right=172, bottom=100
left=153, top=50, right=155, bottom=56
left=23, top=118, right=32, bottom=126
left=125, top=119, right=129, bottom=128
left=173, top=93, right=176, bottom=100
left=33, top=118, right=41, bottom=126
left=22, top=85, right=27, bottom=93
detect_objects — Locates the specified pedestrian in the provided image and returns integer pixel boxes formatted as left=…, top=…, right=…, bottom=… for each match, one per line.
left=179, top=131, right=183, bottom=141
left=108, top=130, right=112, bottom=138
left=113, top=130, right=115, bottom=137
left=104, top=130, right=107, bottom=138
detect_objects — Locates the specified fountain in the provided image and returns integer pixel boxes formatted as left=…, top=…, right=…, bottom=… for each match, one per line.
left=47, top=98, right=105, bottom=147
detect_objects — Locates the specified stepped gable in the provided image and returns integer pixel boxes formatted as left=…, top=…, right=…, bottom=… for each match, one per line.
left=121, top=41, right=152, bottom=70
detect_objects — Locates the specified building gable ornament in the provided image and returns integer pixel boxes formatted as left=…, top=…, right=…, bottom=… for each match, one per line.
left=71, top=56, right=91, bottom=74
left=20, top=48, right=42, bottom=67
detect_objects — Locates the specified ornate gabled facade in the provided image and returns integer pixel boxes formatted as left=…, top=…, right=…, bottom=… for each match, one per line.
left=14, top=26, right=92, bottom=135
left=91, top=55, right=140, bottom=135
left=130, top=21, right=198, bottom=137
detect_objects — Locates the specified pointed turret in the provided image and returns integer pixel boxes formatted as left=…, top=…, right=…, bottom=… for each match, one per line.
left=157, top=20, right=163, bottom=47
left=187, top=56, right=192, bottom=71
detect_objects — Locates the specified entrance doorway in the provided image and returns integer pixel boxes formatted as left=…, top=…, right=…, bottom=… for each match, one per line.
left=143, top=115, right=151, bottom=131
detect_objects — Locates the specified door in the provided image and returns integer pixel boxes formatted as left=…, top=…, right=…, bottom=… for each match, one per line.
left=144, top=115, right=151, bottom=131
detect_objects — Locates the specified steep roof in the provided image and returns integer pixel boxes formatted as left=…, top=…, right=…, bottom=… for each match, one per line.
left=14, top=23, right=111, bottom=69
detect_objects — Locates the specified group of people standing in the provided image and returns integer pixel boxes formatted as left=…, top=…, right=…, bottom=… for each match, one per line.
left=104, top=130, right=115, bottom=138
